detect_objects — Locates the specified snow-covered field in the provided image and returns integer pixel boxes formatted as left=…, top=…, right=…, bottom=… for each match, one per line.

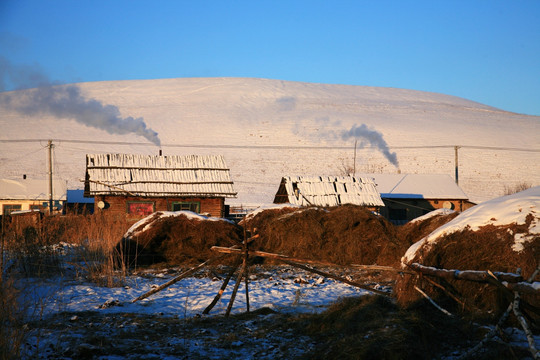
left=9, top=187, right=538, bottom=359
left=18, top=261, right=383, bottom=359
left=1, top=78, right=539, bottom=206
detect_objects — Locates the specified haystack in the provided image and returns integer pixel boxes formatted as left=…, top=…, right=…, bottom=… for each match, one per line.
left=397, top=209, right=459, bottom=247
left=116, top=211, right=243, bottom=268
left=242, top=204, right=401, bottom=266
left=396, top=187, right=540, bottom=323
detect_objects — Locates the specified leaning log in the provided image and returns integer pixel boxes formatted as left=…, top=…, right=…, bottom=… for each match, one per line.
left=211, top=246, right=389, bottom=296
left=212, top=246, right=349, bottom=268
left=132, top=254, right=228, bottom=303
left=408, top=263, right=524, bottom=283
left=203, top=258, right=242, bottom=315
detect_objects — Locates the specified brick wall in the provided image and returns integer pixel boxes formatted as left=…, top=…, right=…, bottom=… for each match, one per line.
left=95, top=195, right=226, bottom=219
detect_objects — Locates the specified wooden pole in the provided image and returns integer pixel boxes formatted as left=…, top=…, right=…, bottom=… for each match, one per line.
left=47, top=140, right=54, bottom=215
left=243, top=254, right=250, bottom=313
left=408, top=262, right=523, bottom=283
left=203, top=258, right=242, bottom=315
left=353, top=139, right=357, bottom=176
left=352, top=264, right=415, bottom=274
left=454, top=145, right=460, bottom=185
left=131, top=254, right=227, bottom=303
left=212, top=246, right=348, bottom=268
left=211, top=246, right=389, bottom=296
left=242, top=229, right=250, bottom=313
left=281, top=259, right=389, bottom=296
left=225, top=257, right=248, bottom=317
left=414, top=285, right=453, bottom=316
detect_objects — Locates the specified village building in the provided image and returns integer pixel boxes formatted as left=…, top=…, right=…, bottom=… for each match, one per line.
left=273, top=175, right=385, bottom=210
left=360, top=173, right=475, bottom=224
left=83, top=153, right=237, bottom=219
left=64, top=189, right=95, bottom=215
left=0, top=177, right=67, bottom=216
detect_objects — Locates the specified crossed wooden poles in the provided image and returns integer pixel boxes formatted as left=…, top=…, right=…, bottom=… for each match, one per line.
left=131, top=232, right=390, bottom=317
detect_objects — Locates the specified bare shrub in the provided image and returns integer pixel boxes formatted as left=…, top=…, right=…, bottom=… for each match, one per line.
left=0, top=278, right=27, bottom=360
left=503, top=181, right=532, bottom=195
left=2, top=213, right=132, bottom=285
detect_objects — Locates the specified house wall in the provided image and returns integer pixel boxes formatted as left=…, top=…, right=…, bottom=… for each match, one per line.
left=0, top=199, right=49, bottom=216
left=380, top=198, right=475, bottom=225
left=94, top=195, right=226, bottom=219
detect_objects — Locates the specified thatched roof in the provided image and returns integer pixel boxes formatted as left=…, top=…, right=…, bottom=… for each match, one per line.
left=273, top=175, right=384, bottom=207
left=84, top=153, right=236, bottom=198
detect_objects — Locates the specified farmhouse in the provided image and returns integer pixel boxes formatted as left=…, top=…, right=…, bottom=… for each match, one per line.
left=273, top=175, right=385, bottom=209
left=0, top=177, right=67, bottom=216
left=84, top=153, right=237, bottom=219
left=64, top=189, right=95, bottom=215
left=361, top=173, right=475, bottom=224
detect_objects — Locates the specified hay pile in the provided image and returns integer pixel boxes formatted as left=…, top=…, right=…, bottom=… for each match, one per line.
left=242, top=204, right=402, bottom=266
left=396, top=187, right=540, bottom=323
left=397, top=209, right=459, bottom=247
left=116, top=211, right=243, bottom=268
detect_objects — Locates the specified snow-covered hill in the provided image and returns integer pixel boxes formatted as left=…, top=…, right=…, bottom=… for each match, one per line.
left=1, top=77, right=539, bottom=206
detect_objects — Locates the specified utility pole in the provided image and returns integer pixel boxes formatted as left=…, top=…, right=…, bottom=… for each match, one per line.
left=48, top=140, right=54, bottom=215
left=353, top=139, right=357, bottom=176
left=454, top=145, right=460, bottom=185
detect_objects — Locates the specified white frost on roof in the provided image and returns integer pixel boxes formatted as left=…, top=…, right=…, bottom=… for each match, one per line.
left=277, top=176, right=384, bottom=207
left=85, top=153, right=236, bottom=198
left=360, top=173, right=468, bottom=199
left=402, top=186, right=540, bottom=263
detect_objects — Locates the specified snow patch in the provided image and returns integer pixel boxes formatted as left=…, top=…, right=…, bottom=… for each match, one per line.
left=124, top=210, right=232, bottom=239
left=403, top=186, right=540, bottom=263
left=408, top=208, right=455, bottom=224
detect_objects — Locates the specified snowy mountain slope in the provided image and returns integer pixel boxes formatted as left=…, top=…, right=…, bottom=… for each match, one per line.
left=1, top=77, right=539, bottom=206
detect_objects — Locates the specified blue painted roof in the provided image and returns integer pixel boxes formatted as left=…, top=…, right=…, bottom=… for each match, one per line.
left=67, top=189, right=94, bottom=203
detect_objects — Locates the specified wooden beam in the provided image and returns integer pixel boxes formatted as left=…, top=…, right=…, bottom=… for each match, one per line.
left=211, top=246, right=389, bottom=296
left=211, top=246, right=349, bottom=268
left=131, top=253, right=228, bottom=303
left=408, top=263, right=524, bottom=283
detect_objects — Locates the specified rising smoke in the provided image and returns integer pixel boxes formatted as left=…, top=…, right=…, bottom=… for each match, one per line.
left=341, top=123, right=398, bottom=167
left=0, top=56, right=161, bottom=146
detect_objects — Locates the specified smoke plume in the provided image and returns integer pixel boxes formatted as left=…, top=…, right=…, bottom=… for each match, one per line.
left=0, top=56, right=161, bottom=146
left=341, top=124, right=398, bottom=167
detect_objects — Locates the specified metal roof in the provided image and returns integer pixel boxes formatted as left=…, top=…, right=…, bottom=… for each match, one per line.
left=359, top=173, right=469, bottom=200
left=84, top=153, right=237, bottom=198
left=0, top=178, right=67, bottom=201
left=274, top=176, right=384, bottom=207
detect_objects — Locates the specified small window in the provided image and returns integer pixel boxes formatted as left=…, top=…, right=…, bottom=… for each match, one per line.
left=171, top=201, right=200, bottom=213
left=292, top=183, right=300, bottom=200
left=3, top=204, right=22, bottom=215
left=127, top=201, right=155, bottom=216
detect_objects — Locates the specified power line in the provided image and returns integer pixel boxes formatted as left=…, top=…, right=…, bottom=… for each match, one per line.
left=0, top=138, right=538, bottom=152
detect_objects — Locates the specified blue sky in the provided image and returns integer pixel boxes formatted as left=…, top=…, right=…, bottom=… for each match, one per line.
left=1, top=1, right=539, bottom=116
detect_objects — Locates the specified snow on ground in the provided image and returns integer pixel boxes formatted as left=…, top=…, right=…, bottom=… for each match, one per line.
left=403, top=186, right=540, bottom=263
left=16, top=261, right=382, bottom=359
left=22, top=265, right=373, bottom=320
